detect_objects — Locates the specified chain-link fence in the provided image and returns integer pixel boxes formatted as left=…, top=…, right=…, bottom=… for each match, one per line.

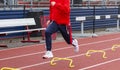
left=71, top=0, right=120, bottom=7
left=1, top=0, right=119, bottom=6
left=0, top=0, right=120, bottom=10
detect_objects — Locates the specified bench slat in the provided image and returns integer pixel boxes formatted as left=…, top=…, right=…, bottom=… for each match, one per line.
left=0, top=18, right=36, bottom=27
left=0, top=28, right=46, bottom=35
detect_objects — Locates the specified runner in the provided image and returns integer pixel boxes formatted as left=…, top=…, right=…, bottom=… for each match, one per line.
left=43, top=0, right=79, bottom=59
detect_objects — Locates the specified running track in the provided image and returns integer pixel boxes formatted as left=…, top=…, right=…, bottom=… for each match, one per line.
left=0, top=33, right=120, bottom=70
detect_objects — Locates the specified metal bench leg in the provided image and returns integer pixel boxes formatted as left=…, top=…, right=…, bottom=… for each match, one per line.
left=21, top=32, right=40, bottom=43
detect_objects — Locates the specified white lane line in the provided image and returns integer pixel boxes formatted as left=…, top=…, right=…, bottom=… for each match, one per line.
left=0, top=37, right=120, bottom=61
left=19, top=47, right=114, bottom=69
left=0, top=33, right=106, bottom=52
left=79, top=58, right=120, bottom=70
left=0, top=47, right=70, bottom=61
left=0, top=44, right=43, bottom=52
left=0, top=32, right=119, bottom=52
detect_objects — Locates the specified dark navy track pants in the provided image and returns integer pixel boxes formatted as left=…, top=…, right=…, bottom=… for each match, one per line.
left=45, top=21, right=71, bottom=51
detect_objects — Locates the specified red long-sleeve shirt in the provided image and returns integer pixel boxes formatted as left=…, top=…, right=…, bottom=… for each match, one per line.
left=49, top=0, right=70, bottom=25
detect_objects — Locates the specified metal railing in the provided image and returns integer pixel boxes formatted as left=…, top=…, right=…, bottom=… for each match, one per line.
left=0, top=5, right=25, bottom=10
left=70, top=0, right=120, bottom=8
left=1, top=0, right=120, bottom=10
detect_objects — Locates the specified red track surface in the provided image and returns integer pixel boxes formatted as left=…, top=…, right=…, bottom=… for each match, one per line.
left=0, top=33, right=120, bottom=70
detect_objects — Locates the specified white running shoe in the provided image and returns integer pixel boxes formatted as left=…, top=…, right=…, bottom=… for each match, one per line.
left=43, top=51, right=53, bottom=59
left=72, top=39, right=79, bottom=52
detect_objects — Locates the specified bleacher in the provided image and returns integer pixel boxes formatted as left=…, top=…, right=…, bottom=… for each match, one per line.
left=0, top=10, right=29, bottom=39
left=18, top=1, right=49, bottom=7
left=0, top=10, right=28, bottom=19
left=70, top=8, right=118, bottom=30
left=0, top=5, right=119, bottom=39
left=43, top=7, right=119, bottom=31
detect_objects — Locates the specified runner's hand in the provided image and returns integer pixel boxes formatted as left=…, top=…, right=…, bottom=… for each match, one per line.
left=51, top=1, right=56, bottom=6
